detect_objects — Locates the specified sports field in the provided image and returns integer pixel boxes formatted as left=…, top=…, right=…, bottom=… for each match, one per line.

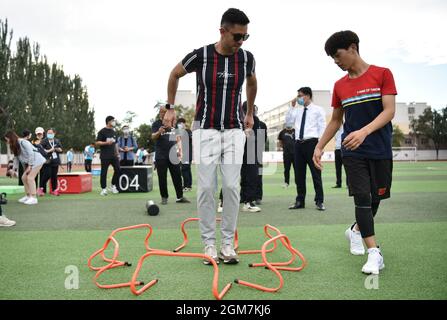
left=0, top=161, right=446, bottom=300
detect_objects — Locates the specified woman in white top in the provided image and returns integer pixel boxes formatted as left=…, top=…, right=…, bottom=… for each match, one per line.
left=4, top=131, right=46, bottom=205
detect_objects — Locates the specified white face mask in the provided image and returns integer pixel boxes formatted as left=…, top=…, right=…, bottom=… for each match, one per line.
left=177, top=123, right=184, bottom=130
left=111, top=120, right=116, bottom=127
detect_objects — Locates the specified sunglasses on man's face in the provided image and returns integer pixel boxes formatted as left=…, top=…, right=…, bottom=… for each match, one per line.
left=225, top=28, right=249, bottom=42
left=232, top=32, right=249, bottom=42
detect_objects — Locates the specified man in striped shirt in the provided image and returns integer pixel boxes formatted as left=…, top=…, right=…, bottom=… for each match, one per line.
left=164, top=8, right=257, bottom=265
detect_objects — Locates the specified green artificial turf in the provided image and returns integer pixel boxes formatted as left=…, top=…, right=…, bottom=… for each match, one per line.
left=0, top=161, right=446, bottom=300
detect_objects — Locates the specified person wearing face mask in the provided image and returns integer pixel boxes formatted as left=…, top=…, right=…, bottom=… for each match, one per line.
left=96, top=116, right=120, bottom=196
left=117, top=125, right=138, bottom=167
left=286, top=87, right=326, bottom=211
left=176, top=118, right=193, bottom=192
left=278, top=122, right=296, bottom=189
left=39, top=128, right=63, bottom=196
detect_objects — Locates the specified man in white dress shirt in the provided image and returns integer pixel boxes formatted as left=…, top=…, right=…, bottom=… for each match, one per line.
left=286, top=87, right=326, bottom=211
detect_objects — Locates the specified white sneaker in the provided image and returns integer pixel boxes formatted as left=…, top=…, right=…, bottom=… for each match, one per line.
left=18, top=196, right=29, bottom=203
left=110, top=185, right=119, bottom=194
left=362, top=248, right=385, bottom=275
left=217, top=203, right=223, bottom=213
left=219, top=243, right=239, bottom=264
left=345, top=227, right=365, bottom=255
left=0, top=215, right=16, bottom=227
left=203, top=244, right=219, bottom=265
left=242, top=202, right=261, bottom=213
left=100, top=189, right=108, bottom=196
left=24, top=197, right=38, bottom=205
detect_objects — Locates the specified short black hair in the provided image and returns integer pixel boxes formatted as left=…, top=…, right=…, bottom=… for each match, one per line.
left=298, top=87, right=313, bottom=99
left=105, top=115, right=115, bottom=124
left=22, top=129, right=31, bottom=138
left=324, top=30, right=360, bottom=57
left=221, top=8, right=250, bottom=27
left=177, top=118, right=186, bottom=124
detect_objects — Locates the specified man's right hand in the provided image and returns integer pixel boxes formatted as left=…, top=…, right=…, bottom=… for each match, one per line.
left=158, top=127, right=166, bottom=135
left=291, top=98, right=297, bottom=107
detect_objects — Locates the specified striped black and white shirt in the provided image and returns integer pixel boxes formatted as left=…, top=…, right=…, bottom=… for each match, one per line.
left=181, top=43, right=256, bottom=130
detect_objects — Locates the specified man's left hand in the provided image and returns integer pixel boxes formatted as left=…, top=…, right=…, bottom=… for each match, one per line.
left=343, top=128, right=368, bottom=150
left=244, top=113, right=254, bottom=130
left=163, top=109, right=176, bottom=129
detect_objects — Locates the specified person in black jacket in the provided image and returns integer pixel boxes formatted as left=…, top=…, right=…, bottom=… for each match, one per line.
left=240, top=102, right=264, bottom=212
left=39, top=128, right=63, bottom=196
left=255, top=109, right=268, bottom=205
left=177, top=118, right=193, bottom=192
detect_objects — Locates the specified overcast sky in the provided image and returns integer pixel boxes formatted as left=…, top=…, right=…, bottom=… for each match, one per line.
left=1, top=0, right=446, bottom=130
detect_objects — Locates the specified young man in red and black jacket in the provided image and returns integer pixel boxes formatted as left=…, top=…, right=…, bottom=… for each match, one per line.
left=313, top=30, right=397, bottom=275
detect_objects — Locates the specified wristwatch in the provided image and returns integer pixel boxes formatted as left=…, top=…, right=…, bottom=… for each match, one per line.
left=165, top=103, right=172, bottom=110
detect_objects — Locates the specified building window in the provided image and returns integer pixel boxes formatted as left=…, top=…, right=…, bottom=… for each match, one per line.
left=408, top=107, right=415, bottom=114
left=405, top=138, right=412, bottom=145
left=421, top=138, right=428, bottom=145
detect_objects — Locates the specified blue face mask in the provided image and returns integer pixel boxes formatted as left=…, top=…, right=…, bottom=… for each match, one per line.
left=297, top=97, right=305, bottom=106
left=47, top=133, right=55, bottom=139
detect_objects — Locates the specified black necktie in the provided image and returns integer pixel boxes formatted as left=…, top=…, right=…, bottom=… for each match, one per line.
left=299, top=107, right=307, bottom=140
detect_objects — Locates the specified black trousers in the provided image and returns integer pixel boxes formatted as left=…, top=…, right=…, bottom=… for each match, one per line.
left=240, top=163, right=259, bottom=204
left=84, top=159, right=92, bottom=172
left=67, top=161, right=72, bottom=173
left=156, top=159, right=183, bottom=199
left=100, top=158, right=120, bottom=189
left=294, top=138, right=324, bottom=204
left=335, top=149, right=343, bottom=187
left=283, top=152, right=296, bottom=185
left=255, top=164, right=263, bottom=201
left=181, top=162, right=192, bottom=188
left=40, top=164, right=59, bottom=192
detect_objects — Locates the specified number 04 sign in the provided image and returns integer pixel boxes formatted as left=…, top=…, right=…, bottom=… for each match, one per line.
left=119, top=174, right=140, bottom=191
left=116, top=166, right=153, bottom=193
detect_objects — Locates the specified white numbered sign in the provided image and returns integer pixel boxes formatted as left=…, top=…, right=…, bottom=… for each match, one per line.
left=119, top=174, right=140, bottom=191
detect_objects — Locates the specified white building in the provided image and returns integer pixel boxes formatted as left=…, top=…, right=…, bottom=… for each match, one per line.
left=175, top=90, right=196, bottom=108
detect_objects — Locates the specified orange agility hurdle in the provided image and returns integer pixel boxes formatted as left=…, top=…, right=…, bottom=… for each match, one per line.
left=87, top=224, right=163, bottom=290
left=130, top=251, right=232, bottom=300
left=88, top=221, right=307, bottom=298
left=173, top=217, right=239, bottom=252
left=235, top=233, right=307, bottom=293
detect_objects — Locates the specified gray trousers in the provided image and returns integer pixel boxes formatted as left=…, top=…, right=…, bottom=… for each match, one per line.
left=192, top=128, right=246, bottom=246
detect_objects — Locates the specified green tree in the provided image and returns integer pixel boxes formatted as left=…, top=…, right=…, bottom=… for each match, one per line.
left=411, top=107, right=447, bottom=160
left=134, top=123, right=154, bottom=152
left=392, top=124, right=405, bottom=147
left=0, top=19, right=96, bottom=153
left=174, top=104, right=195, bottom=127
